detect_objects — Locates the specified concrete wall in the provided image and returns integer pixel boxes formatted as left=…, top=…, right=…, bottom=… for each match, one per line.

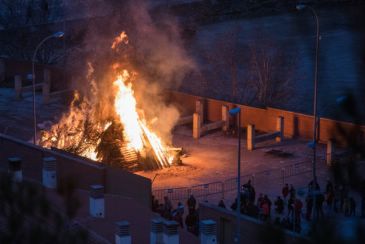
left=0, top=134, right=151, bottom=207
left=0, top=58, right=66, bottom=91
left=105, top=166, right=151, bottom=208
left=199, top=203, right=307, bottom=244
left=169, top=91, right=365, bottom=144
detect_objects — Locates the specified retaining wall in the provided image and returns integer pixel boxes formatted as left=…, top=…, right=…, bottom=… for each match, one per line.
left=0, top=134, right=151, bottom=208
left=169, top=91, right=365, bottom=144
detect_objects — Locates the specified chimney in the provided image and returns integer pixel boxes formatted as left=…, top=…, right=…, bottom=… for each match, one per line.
left=8, top=157, right=22, bottom=182
left=89, top=184, right=104, bottom=218
left=200, top=220, right=217, bottom=244
left=150, top=218, right=163, bottom=244
left=163, top=220, right=179, bottom=244
left=115, top=221, right=131, bottom=244
left=42, top=157, right=57, bottom=189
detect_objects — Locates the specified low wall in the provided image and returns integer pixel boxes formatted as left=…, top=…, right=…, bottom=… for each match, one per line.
left=199, top=203, right=307, bottom=244
left=0, top=58, right=66, bottom=91
left=169, top=91, right=365, bottom=144
left=0, top=134, right=151, bottom=207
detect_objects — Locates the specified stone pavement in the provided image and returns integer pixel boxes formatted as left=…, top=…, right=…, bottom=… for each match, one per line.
left=0, top=88, right=67, bottom=141
left=1, top=87, right=362, bottom=236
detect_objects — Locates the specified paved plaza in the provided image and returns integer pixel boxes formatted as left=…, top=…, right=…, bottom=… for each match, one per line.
left=1, top=87, right=363, bottom=236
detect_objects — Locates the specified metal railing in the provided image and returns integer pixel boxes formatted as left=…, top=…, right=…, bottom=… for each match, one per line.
left=152, top=160, right=315, bottom=204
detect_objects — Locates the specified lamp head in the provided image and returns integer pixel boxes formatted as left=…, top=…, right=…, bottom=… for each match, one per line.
left=53, top=31, right=64, bottom=38
left=229, top=107, right=241, bottom=116
left=296, top=4, right=306, bottom=11
left=336, top=95, right=348, bottom=105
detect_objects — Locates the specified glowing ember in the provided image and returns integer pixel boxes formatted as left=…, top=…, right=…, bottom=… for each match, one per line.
left=39, top=31, right=177, bottom=170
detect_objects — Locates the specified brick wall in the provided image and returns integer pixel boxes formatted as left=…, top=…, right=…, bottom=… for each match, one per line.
left=0, top=134, right=151, bottom=207
left=199, top=203, right=307, bottom=244
left=169, top=91, right=365, bottom=144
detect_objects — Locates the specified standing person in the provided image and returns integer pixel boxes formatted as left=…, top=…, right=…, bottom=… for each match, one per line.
left=305, top=195, right=313, bottom=221
left=287, top=197, right=294, bottom=218
left=218, top=199, right=226, bottom=209
left=289, top=185, right=296, bottom=200
left=257, top=193, right=264, bottom=208
left=187, top=194, right=197, bottom=211
left=343, top=197, right=350, bottom=216
left=349, top=197, right=356, bottom=216
left=262, top=201, right=270, bottom=221
left=339, top=185, right=348, bottom=213
left=282, top=184, right=289, bottom=200
left=231, top=198, right=238, bottom=211
left=172, top=202, right=184, bottom=228
left=263, top=195, right=272, bottom=217
left=334, top=184, right=341, bottom=213
left=152, top=195, right=159, bottom=212
left=325, top=187, right=334, bottom=212
left=250, top=184, right=256, bottom=204
left=185, top=208, right=198, bottom=235
left=361, top=180, right=365, bottom=218
left=274, top=196, right=284, bottom=214
left=177, top=202, right=184, bottom=216
left=315, top=192, right=325, bottom=219
left=326, top=179, right=334, bottom=194
left=308, top=180, right=314, bottom=193
left=163, top=196, right=173, bottom=219
left=294, top=198, right=303, bottom=232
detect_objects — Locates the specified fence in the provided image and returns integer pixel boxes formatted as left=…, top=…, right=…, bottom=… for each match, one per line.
left=152, top=160, right=316, bottom=204
left=281, top=162, right=313, bottom=185
left=190, top=181, right=224, bottom=201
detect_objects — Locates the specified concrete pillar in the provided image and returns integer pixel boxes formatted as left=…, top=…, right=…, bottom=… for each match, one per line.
left=89, top=184, right=105, bottom=218
left=42, top=69, right=51, bottom=104
left=42, top=157, right=57, bottom=189
left=221, top=105, right=229, bottom=132
left=163, top=220, right=179, bottom=244
left=326, top=140, right=335, bottom=166
left=193, top=113, right=201, bottom=139
left=0, top=59, right=5, bottom=82
left=14, top=75, right=22, bottom=99
left=150, top=218, right=163, bottom=244
left=8, top=157, right=22, bottom=182
left=247, top=124, right=255, bottom=151
left=115, top=221, right=131, bottom=244
left=276, top=116, right=284, bottom=142
left=200, top=220, right=217, bottom=244
left=195, top=99, right=204, bottom=125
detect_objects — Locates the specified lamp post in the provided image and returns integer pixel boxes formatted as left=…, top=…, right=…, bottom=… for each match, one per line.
left=229, top=107, right=241, bottom=243
left=32, top=31, right=64, bottom=144
left=296, top=3, right=320, bottom=220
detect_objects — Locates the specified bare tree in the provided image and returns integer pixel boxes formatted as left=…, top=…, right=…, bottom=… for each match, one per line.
left=199, top=25, right=250, bottom=103
left=247, top=36, right=296, bottom=107
left=198, top=26, right=295, bottom=107
left=0, top=0, right=65, bottom=63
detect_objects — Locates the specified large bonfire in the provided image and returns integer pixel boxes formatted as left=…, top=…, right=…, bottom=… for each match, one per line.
left=39, top=32, right=180, bottom=171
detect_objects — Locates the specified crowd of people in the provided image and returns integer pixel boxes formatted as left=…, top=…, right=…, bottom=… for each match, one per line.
left=224, top=179, right=360, bottom=233
left=152, top=194, right=200, bottom=235
left=151, top=179, right=361, bottom=236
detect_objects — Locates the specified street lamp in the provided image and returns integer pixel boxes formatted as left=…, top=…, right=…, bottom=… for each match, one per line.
left=229, top=107, right=241, bottom=243
left=32, top=31, right=64, bottom=144
left=296, top=3, right=320, bottom=219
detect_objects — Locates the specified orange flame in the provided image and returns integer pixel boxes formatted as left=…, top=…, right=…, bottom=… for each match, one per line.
left=40, top=31, right=175, bottom=168
left=111, top=31, right=128, bottom=49
left=113, top=69, right=174, bottom=168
